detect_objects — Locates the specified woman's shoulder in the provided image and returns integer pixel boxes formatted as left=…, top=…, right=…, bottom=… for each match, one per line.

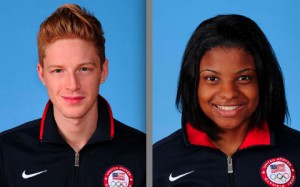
left=275, top=125, right=300, bottom=145
left=279, top=125, right=300, bottom=137
left=153, top=129, right=185, bottom=152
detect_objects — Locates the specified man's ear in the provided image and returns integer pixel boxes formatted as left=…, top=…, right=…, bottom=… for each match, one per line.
left=37, top=63, right=46, bottom=86
left=100, top=59, right=108, bottom=84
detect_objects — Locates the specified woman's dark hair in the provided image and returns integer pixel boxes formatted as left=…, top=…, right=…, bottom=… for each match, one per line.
left=176, top=14, right=289, bottom=140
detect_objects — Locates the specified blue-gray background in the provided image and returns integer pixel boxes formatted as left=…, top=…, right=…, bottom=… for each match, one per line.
left=0, top=0, right=146, bottom=133
left=153, top=0, right=300, bottom=142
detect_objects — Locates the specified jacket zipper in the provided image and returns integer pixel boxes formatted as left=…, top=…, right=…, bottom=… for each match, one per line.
left=75, top=152, right=80, bottom=187
left=227, top=156, right=235, bottom=187
left=75, top=152, right=80, bottom=167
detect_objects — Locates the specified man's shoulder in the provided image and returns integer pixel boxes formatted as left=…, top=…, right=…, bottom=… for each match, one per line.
left=114, top=119, right=145, bottom=139
left=0, top=119, right=41, bottom=140
left=112, top=119, right=146, bottom=154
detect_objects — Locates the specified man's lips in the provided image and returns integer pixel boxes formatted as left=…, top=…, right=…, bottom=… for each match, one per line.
left=62, top=96, right=85, bottom=104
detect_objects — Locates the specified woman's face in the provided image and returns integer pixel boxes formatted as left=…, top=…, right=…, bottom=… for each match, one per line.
left=198, top=47, right=259, bottom=133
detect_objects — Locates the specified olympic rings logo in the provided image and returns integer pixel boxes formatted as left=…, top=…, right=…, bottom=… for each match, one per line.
left=269, top=173, right=290, bottom=182
left=110, top=181, right=128, bottom=187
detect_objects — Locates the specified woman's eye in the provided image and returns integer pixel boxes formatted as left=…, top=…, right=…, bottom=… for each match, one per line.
left=237, top=75, right=250, bottom=81
left=206, top=76, right=219, bottom=82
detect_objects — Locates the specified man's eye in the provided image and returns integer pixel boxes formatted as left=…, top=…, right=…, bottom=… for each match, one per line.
left=53, top=69, right=62, bottom=73
left=80, top=67, right=89, bottom=71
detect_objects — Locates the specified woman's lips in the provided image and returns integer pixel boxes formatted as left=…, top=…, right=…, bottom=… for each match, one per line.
left=216, top=105, right=240, bottom=111
left=213, top=104, right=244, bottom=117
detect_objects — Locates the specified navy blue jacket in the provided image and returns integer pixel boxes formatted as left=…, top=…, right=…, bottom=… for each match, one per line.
left=0, top=96, right=146, bottom=187
left=154, top=121, right=300, bottom=187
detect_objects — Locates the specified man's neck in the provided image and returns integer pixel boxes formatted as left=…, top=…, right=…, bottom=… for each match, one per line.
left=54, top=103, right=98, bottom=153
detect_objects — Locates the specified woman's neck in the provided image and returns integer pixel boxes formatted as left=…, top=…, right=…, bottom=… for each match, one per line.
left=213, top=126, right=248, bottom=156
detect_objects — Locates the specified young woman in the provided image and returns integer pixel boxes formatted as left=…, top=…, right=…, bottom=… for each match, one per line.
left=153, top=14, right=300, bottom=187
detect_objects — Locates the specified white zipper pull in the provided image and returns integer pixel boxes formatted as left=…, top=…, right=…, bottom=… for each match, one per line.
left=75, top=152, right=80, bottom=167
left=227, top=156, right=233, bottom=173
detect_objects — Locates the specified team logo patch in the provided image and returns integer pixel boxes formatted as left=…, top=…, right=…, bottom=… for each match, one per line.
left=103, top=165, right=134, bottom=187
left=261, top=157, right=296, bottom=187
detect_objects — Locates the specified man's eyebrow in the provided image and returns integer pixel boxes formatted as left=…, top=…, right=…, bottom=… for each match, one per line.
left=199, top=69, right=220, bottom=75
left=46, top=65, right=63, bottom=70
left=46, top=62, right=97, bottom=69
left=76, top=62, right=98, bottom=67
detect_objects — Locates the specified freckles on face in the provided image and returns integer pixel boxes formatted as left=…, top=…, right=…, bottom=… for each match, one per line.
left=197, top=47, right=259, bottom=131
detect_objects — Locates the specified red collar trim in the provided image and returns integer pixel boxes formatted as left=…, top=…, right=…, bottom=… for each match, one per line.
left=39, top=95, right=115, bottom=140
left=239, top=121, right=270, bottom=149
left=186, top=122, right=270, bottom=149
left=39, top=100, right=51, bottom=140
left=101, top=96, right=114, bottom=138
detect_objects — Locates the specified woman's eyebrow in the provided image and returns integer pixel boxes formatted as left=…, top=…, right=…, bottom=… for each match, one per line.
left=236, top=68, right=256, bottom=74
left=199, top=68, right=256, bottom=75
left=199, top=69, right=220, bottom=74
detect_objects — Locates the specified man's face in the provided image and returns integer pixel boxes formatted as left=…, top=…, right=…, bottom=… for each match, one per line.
left=38, top=38, right=108, bottom=120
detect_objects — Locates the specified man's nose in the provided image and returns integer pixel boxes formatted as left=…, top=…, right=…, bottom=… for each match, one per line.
left=65, top=73, right=80, bottom=91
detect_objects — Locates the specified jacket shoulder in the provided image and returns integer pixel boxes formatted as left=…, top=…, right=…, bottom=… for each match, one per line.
left=114, top=119, right=145, bottom=138
left=281, top=125, right=300, bottom=135
left=0, top=119, right=40, bottom=138
left=277, top=125, right=300, bottom=141
left=113, top=119, right=146, bottom=149
left=153, top=129, right=183, bottom=151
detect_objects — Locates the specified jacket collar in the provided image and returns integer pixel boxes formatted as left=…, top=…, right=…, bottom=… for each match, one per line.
left=184, top=121, right=272, bottom=150
left=39, top=95, right=114, bottom=143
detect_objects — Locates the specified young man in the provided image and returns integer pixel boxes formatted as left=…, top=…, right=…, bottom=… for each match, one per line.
left=0, top=4, right=145, bottom=187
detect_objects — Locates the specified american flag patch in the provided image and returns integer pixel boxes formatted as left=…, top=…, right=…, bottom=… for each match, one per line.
left=112, top=172, right=125, bottom=180
left=270, top=164, right=286, bottom=173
